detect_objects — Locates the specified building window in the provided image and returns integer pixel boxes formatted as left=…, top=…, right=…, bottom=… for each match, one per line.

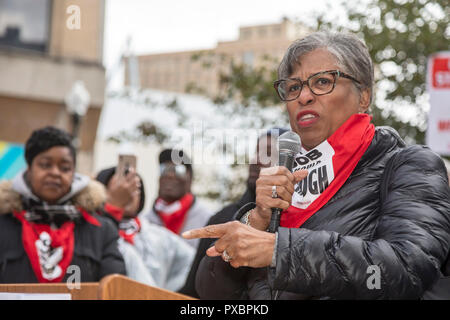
left=243, top=51, right=254, bottom=68
left=241, top=29, right=251, bottom=40
left=258, top=27, right=267, bottom=38
left=273, top=26, right=281, bottom=35
left=0, top=0, right=52, bottom=52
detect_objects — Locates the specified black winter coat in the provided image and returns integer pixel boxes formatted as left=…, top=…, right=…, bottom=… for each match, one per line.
left=195, top=127, right=450, bottom=299
left=0, top=180, right=126, bottom=283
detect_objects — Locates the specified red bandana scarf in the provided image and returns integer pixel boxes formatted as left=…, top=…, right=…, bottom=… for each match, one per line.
left=154, top=193, right=194, bottom=234
left=13, top=209, right=100, bottom=283
left=280, top=114, right=375, bottom=228
left=119, top=217, right=141, bottom=245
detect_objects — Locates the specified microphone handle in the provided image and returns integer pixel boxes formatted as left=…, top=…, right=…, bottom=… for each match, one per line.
left=268, top=152, right=295, bottom=233
left=269, top=208, right=282, bottom=233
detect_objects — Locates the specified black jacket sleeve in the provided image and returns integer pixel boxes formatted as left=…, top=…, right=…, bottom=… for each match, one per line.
left=196, top=254, right=251, bottom=300
left=268, top=146, right=450, bottom=299
left=97, top=215, right=127, bottom=278
left=195, top=202, right=257, bottom=299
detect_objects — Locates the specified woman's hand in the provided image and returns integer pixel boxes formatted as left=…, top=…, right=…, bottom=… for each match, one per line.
left=183, top=221, right=276, bottom=268
left=182, top=167, right=308, bottom=268
left=250, top=167, right=308, bottom=231
left=105, top=167, right=140, bottom=209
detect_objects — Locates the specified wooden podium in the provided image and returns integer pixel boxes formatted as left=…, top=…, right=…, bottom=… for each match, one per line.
left=0, top=274, right=196, bottom=300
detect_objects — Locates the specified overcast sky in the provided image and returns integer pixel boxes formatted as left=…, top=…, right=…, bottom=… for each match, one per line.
left=103, top=0, right=346, bottom=80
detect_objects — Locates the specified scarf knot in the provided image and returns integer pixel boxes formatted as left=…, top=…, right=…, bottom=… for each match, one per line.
left=22, top=198, right=81, bottom=227
left=119, top=217, right=141, bottom=245
left=154, top=193, right=194, bottom=234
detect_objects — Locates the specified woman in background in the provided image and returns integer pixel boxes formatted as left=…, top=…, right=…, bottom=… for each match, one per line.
left=0, top=126, right=125, bottom=283
left=97, top=166, right=195, bottom=292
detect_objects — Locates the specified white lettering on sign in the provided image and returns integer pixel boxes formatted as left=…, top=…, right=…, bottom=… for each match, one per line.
left=435, top=71, right=450, bottom=87
left=292, top=140, right=335, bottom=209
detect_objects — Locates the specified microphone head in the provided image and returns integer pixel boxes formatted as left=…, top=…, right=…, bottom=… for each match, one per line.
left=278, top=131, right=301, bottom=155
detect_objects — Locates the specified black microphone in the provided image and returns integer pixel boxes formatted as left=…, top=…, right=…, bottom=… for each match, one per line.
left=268, top=131, right=301, bottom=233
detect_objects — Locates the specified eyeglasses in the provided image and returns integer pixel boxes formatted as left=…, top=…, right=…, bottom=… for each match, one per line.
left=274, top=70, right=361, bottom=102
left=159, top=163, right=187, bottom=178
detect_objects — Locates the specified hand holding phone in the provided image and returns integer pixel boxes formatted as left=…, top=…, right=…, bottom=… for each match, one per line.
left=117, top=154, right=137, bottom=177
left=105, top=154, right=139, bottom=209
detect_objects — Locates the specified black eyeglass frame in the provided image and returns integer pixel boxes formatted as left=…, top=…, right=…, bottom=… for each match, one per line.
left=273, top=70, right=361, bottom=102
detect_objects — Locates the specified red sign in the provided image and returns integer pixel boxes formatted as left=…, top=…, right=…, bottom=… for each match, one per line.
left=427, top=52, right=450, bottom=156
left=438, top=120, right=450, bottom=132
left=432, top=57, right=450, bottom=89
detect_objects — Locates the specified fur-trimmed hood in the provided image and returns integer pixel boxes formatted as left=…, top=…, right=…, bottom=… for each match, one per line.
left=0, top=173, right=107, bottom=214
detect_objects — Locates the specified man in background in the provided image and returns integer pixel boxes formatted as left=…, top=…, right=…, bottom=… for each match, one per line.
left=144, top=149, right=213, bottom=249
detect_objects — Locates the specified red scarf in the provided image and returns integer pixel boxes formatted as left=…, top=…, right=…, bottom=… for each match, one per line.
left=154, top=193, right=194, bottom=234
left=119, top=217, right=141, bottom=245
left=13, top=209, right=100, bottom=283
left=104, top=203, right=124, bottom=222
left=281, top=114, right=375, bottom=228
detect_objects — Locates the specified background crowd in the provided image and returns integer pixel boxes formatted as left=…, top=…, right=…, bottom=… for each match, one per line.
left=0, top=125, right=284, bottom=298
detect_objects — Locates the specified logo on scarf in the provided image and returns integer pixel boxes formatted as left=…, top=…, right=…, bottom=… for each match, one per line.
left=292, top=141, right=335, bottom=209
left=35, top=232, right=63, bottom=280
left=119, top=218, right=140, bottom=236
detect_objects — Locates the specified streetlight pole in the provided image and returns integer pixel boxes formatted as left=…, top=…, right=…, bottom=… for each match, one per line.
left=65, top=81, right=91, bottom=150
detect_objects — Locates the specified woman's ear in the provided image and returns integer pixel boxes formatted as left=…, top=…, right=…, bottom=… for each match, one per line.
left=359, top=88, right=371, bottom=113
left=24, top=169, right=31, bottom=184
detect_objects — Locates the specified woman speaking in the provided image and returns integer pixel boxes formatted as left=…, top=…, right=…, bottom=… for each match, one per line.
left=183, top=32, right=450, bottom=299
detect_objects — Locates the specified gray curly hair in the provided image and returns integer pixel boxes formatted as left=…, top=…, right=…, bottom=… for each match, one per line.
left=278, top=32, right=374, bottom=105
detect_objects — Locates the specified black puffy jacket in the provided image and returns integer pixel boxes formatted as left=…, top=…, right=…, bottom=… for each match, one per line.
left=195, top=127, right=450, bottom=299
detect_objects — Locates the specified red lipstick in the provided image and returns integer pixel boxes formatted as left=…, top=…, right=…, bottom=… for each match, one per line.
left=296, top=110, right=319, bottom=128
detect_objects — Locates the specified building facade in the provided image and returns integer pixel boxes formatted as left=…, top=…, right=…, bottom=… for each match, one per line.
left=0, top=0, right=106, bottom=175
left=130, top=18, right=309, bottom=97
